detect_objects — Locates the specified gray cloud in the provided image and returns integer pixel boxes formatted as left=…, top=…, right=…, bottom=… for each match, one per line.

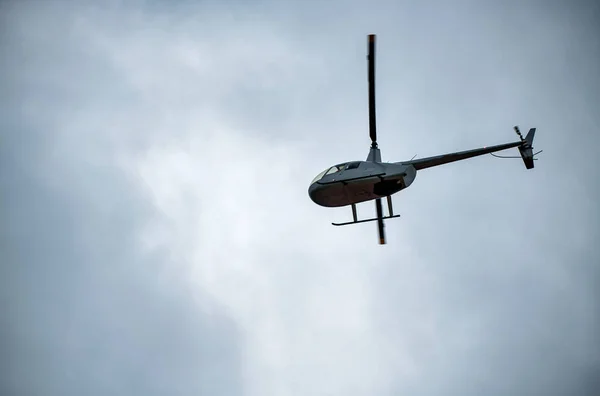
left=1, top=3, right=242, bottom=396
left=2, top=1, right=599, bottom=395
left=1, top=120, right=243, bottom=395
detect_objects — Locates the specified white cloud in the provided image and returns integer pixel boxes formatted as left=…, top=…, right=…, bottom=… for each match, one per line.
left=59, top=7, right=422, bottom=394
left=130, top=85, right=415, bottom=396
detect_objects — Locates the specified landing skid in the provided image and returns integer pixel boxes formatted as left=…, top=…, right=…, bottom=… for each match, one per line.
left=332, top=214, right=400, bottom=226
left=332, top=196, right=401, bottom=226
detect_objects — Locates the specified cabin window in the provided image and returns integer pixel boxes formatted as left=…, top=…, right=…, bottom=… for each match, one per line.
left=325, top=166, right=342, bottom=175
left=346, top=162, right=360, bottom=170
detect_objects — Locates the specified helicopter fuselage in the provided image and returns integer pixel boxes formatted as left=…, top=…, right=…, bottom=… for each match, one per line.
left=308, top=161, right=417, bottom=207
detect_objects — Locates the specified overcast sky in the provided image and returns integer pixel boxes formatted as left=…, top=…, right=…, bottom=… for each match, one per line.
left=1, top=0, right=599, bottom=395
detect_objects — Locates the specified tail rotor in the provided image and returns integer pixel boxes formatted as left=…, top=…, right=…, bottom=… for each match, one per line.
left=514, top=126, right=526, bottom=143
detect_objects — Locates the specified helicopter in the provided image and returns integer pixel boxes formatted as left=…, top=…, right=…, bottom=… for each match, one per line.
left=308, top=34, right=541, bottom=245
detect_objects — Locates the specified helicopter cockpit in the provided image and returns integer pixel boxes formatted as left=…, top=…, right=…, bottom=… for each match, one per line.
left=310, top=165, right=343, bottom=184
left=310, top=161, right=362, bottom=184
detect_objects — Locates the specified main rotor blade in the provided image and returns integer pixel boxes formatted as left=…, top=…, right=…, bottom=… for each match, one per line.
left=375, top=197, right=385, bottom=244
left=368, top=34, right=377, bottom=146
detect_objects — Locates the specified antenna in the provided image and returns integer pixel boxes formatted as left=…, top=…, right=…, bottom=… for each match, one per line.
left=490, top=151, right=543, bottom=159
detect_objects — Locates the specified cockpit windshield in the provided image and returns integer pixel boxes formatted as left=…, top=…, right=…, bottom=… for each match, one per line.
left=311, top=168, right=329, bottom=184
left=311, top=164, right=346, bottom=184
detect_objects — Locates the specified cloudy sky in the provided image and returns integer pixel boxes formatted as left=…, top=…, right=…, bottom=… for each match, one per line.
left=2, top=0, right=599, bottom=395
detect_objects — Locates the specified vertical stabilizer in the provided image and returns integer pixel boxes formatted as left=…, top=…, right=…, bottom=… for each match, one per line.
left=518, top=128, right=536, bottom=169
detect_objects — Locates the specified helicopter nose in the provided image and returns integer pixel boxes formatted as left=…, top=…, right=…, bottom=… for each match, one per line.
left=308, top=182, right=323, bottom=204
